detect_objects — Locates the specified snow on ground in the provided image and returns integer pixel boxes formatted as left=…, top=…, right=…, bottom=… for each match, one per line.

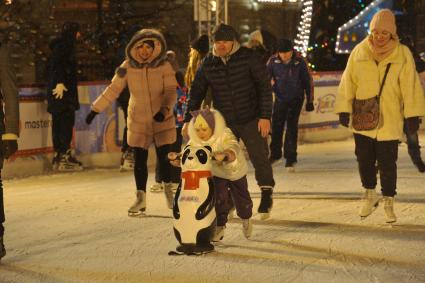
left=1, top=136, right=425, bottom=283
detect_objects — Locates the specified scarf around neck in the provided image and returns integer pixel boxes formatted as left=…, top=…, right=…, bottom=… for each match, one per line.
left=367, top=35, right=398, bottom=63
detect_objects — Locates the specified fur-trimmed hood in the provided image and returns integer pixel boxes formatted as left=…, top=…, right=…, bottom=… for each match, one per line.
left=187, top=108, right=248, bottom=181
left=125, top=28, right=168, bottom=68
left=188, top=108, right=226, bottom=145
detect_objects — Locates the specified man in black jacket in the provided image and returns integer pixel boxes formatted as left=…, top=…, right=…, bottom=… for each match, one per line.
left=0, top=37, right=19, bottom=261
left=47, top=22, right=83, bottom=171
left=183, top=24, right=275, bottom=219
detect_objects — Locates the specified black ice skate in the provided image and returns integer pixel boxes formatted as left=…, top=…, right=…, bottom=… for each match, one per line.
left=258, top=187, right=273, bottom=220
left=414, top=161, right=425, bottom=173
left=120, top=148, right=135, bottom=172
left=285, top=160, right=297, bottom=173
left=57, top=150, right=83, bottom=172
left=0, top=236, right=6, bottom=260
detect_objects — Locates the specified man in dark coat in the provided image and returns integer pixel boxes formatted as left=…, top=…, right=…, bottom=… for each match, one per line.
left=47, top=22, right=83, bottom=171
left=267, top=39, right=314, bottom=170
left=0, top=38, right=20, bottom=261
left=183, top=24, right=275, bottom=219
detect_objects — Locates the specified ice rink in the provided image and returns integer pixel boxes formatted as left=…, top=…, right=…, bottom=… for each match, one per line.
left=1, top=136, right=424, bottom=283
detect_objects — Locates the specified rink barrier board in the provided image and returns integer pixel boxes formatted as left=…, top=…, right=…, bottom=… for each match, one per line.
left=4, top=72, right=423, bottom=178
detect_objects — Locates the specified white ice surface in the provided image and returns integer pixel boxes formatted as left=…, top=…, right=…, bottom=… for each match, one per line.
left=1, top=136, right=425, bottom=283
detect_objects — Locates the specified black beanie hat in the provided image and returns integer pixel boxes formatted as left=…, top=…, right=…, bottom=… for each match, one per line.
left=277, top=38, right=293, bottom=52
left=213, top=24, right=238, bottom=42
left=191, top=34, right=209, bottom=54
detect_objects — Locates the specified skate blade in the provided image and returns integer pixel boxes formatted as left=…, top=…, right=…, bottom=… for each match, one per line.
left=286, top=167, right=295, bottom=173
left=212, top=236, right=224, bottom=242
left=57, top=166, right=84, bottom=172
left=120, top=166, right=133, bottom=172
left=259, top=212, right=271, bottom=220
left=360, top=202, right=379, bottom=220
left=128, top=211, right=146, bottom=217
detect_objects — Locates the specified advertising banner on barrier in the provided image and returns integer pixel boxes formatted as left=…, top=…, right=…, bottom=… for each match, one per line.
left=17, top=100, right=53, bottom=155
left=15, top=82, right=125, bottom=157
left=299, top=72, right=341, bottom=129
left=74, top=83, right=119, bottom=154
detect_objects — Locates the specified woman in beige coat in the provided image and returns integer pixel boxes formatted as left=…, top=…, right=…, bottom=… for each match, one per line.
left=335, top=9, right=425, bottom=223
left=86, top=29, right=177, bottom=215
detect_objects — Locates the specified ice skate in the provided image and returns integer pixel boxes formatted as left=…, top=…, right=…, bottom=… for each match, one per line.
left=120, top=148, right=135, bottom=171
left=0, top=236, right=5, bottom=260
left=171, top=243, right=214, bottom=256
left=164, top=183, right=177, bottom=209
left=414, top=161, right=425, bottom=173
left=384, top=196, right=397, bottom=223
left=359, top=189, right=380, bottom=219
left=57, top=150, right=83, bottom=172
left=242, top=218, right=253, bottom=239
left=212, top=226, right=225, bottom=242
left=258, top=187, right=273, bottom=220
left=128, top=190, right=146, bottom=217
left=269, top=156, right=281, bottom=166
left=149, top=182, right=164, bottom=193
left=52, top=152, right=61, bottom=171
left=285, top=160, right=296, bottom=173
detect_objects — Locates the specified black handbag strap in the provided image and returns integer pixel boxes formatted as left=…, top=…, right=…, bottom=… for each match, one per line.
left=378, top=63, right=391, bottom=98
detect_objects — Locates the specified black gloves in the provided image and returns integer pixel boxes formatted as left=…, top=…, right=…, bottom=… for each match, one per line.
left=2, top=140, right=18, bottom=159
left=406, top=117, right=420, bottom=134
left=153, top=107, right=169, bottom=122
left=305, top=102, right=314, bottom=112
left=85, top=110, right=98, bottom=125
left=339, top=113, right=350, bottom=128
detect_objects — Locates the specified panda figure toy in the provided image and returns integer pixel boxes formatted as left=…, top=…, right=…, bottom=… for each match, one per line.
left=171, top=144, right=216, bottom=255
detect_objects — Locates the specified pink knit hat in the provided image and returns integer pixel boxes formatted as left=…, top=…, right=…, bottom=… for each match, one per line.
left=369, top=9, right=398, bottom=38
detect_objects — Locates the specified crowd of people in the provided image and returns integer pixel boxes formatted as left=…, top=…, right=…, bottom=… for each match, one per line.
left=1, top=8, right=425, bottom=260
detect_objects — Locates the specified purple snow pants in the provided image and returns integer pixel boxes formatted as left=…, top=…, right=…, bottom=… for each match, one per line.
left=213, top=176, right=253, bottom=226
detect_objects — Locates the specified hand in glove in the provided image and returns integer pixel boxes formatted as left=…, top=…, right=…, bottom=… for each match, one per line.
left=85, top=110, right=99, bottom=125
left=305, top=102, right=314, bottom=112
left=153, top=107, right=169, bottom=122
left=339, top=113, right=350, bottom=128
left=406, top=117, right=420, bottom=134
left=52, top=83, right=68, bottom=99
left=1, top=139, right=18, bottom=159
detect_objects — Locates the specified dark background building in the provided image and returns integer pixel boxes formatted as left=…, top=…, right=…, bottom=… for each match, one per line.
left=2, top=0, right=424, bottom=84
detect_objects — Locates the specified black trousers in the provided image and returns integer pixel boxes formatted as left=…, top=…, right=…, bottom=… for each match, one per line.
left=213, top=176, right=253, bottom=226
left=354, top=134, right=398, bottom=197
left=229, top=119, right=275, bottom=188
left=155, top=127, right=182, bottom=184
left=119, top=101, right=129, bottom=153
left=51, top=110, right=75, bottom=154
left=403, top=121, right=423, bottom=165
left=270, top=97, right=304, bottom=163
left=134, top=144, right=172, bottom=191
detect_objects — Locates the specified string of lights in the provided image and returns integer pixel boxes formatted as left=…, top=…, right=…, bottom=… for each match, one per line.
left=293, top=0, right=313, bottom=58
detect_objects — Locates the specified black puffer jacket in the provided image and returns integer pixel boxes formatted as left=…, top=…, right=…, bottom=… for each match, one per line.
left=185, top=46, right=272, bottom=126
left=46, top=29, right=79, bottom=113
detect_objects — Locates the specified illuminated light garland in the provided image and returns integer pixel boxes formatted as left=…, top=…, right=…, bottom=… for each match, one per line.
left=293, top=0, right=313, bottom=58
left=335, top=0, right=388, bottom=54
